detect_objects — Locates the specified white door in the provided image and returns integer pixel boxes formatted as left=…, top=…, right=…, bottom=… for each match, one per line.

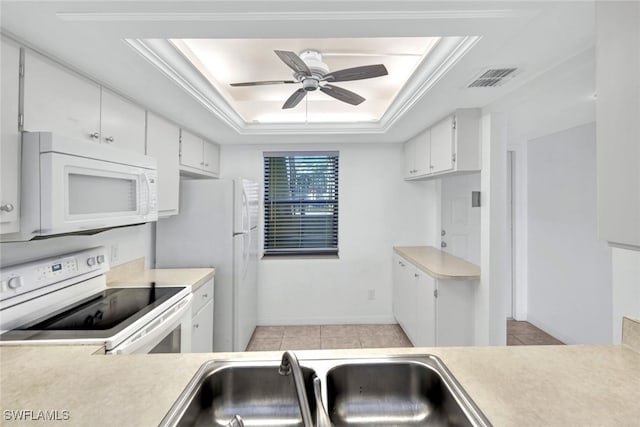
left=440, top=173, right=481, bottom=264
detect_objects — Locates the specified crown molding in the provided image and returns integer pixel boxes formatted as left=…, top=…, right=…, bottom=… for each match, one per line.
left=58, top=9, right=532, bottom=22
left=126, top=35, right=481, bottom=135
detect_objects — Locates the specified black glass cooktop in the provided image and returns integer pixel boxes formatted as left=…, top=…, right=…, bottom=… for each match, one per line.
left=0, top=286, right=184, bottom=342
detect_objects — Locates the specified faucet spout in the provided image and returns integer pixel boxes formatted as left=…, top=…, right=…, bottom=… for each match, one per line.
left=279, top=351, right=314, bottom=427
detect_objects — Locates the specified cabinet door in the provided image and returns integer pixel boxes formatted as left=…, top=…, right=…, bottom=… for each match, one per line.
left=430, top=116, right=454, bottom=174
left=203, top=140, right=220, bottom=176
left=100, top=89, right=146, bottom=153
left=403, top=138, right=417, bottom=178
left=191, top=299, right=214, bottom=353
left=23, top=50, right=101, bottom=142
left=1, top=39, right=21, bottom=233
left=413, top=270, right=436, bottom=347
left=180, top=129, right=203, bottom=170
left=146, top=113, right=180, bottom=216
left=414, top=129, right=431, bottom=175
left=392, top=254, right=404, bottom=320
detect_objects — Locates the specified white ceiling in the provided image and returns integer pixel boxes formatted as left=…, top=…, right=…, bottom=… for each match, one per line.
left=0, top=1, right=595, bottom=144
left=171, top=37, right=439, bottom=124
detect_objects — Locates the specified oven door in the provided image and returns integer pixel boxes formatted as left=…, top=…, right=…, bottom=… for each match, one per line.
left=40, top=152, right=157, bottom=236
left=107, top=295, right=192, bottom=355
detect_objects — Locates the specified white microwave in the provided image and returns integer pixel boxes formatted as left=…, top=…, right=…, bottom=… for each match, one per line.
left=2, top=132, right=157, bottom=242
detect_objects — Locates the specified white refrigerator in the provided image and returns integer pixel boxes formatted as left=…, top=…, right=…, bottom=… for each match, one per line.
left=155, top=178, right=259, bottom=352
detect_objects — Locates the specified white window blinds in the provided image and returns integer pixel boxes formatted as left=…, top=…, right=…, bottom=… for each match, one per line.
left=263, top=151, right=339, bottom=256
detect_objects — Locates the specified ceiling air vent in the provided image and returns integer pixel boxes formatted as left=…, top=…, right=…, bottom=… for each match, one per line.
left=468, top=68, right=518, bottom=88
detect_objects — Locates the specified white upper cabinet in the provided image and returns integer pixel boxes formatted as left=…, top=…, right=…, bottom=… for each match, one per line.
left=146, top=112, right=180, bottom=217
left=22, top=50, right=145, bottom=153
left=180, top=129, right=220, bottom=178
left=404, top=108, right=481, bottom=180
left=203, top=140, right=220, bottom=176
left=100, top=89, right=146, bottom=154
left=596, top=2, right=640, bottom=248
left=1, top=38, right=21, bottom=234
left=404, top=130, right=430, bottom=179
left=23, top=50, right=101, bottom=142
left=430, top=116, right=455, bottom=174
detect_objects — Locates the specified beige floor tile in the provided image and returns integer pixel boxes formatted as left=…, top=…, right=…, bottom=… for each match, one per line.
left=321, top=324, right=360, bottom=338
left=516, top=331, right=563, bottom=345
left=357, top=324, right=402, bottom=337
left=252, top=326, right=285, bottom=339
left=284, top=325, right=321, bottom=338
left=507, top=335, right=525, bottom=346
left=281, top=336, right=322, bottom=350
left=507, top=320, right=541, bottom=335
left=321, top=337, right=361, bottom=350
left=246, top=337, right=282, bottom=352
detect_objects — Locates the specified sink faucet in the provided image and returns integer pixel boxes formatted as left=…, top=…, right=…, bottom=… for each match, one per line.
left=279, top=351, right=314, bottom=427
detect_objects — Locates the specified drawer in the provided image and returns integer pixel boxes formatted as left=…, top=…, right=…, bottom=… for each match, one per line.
left=192, top=278, right=214, bottom=314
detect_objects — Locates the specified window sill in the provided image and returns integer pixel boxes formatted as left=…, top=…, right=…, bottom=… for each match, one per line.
left=261, top=254, right=340, bottom=260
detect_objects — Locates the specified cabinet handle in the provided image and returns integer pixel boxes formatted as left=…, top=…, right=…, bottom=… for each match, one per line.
left=414, top=273, right=420, bottom=278
left=89, top=132, right=100, bottom=140
left=105, top=136, right=114, bottom=143
left=202, top=294, right=208, bottom=299
left=430, top=165, right=434, bottom=169
left=193, top=323, right=199, bottom=329
left=204, top=163, right=209, bottom=167
left=398, top=261, right=405, bottom=267
left=0, top=203, right=14, bottom=212
left=200, top=162, right=205, bottom=166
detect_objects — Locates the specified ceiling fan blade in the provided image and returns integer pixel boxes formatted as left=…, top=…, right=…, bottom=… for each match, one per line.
left=230, top=80, right=296, bottom=87
left=282, top=88, right=307, bottom=109
left=274, top=50, right=311, bottom=76
left=319, top=84, right=365, bottom=106
left=322, top=64, right=388, bottom=82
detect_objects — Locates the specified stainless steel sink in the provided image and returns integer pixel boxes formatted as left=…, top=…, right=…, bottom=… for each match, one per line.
left=160, top=355, right=491, bottom=427
left=326, top=359, right=481, bottom=426
left=163, top=361, right=317, bottom=426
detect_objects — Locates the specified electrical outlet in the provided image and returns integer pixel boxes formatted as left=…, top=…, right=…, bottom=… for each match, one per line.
left=110, top=244, right=119, bottom=263
left=368, top=289, right=376, bottom=300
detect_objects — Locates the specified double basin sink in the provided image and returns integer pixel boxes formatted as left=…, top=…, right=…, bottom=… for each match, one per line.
left=160, top=353, right=491, bottom=427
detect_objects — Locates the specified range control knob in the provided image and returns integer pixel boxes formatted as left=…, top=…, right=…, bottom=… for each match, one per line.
left=8, top=276, right=23, bottom=290
left=86, top=257, right=96, bottom=267
left=96, top=255, right=105, bottom=264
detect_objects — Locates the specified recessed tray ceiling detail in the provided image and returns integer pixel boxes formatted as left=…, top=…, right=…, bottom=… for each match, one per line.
left=126, top=36, right=480, bottom=134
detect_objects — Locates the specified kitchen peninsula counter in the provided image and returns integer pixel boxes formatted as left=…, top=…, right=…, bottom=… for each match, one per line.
left=1, top=337, right=640, bottom=426
left=394, top=246, right=480, bottom=280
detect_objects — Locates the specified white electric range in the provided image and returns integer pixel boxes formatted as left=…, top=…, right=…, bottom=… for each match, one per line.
left=0, top=247, right=192, bottom=354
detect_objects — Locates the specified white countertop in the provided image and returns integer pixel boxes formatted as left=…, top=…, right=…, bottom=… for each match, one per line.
left=1, top=343, right=639, bottom=426
left=394, top=246, right=481, bottom=280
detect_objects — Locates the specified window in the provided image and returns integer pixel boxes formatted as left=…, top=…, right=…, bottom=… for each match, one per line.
left=263, top=151, right=339, bottom=256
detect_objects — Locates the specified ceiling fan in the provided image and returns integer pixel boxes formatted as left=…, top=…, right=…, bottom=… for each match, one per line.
left=229, top=50, right=388, bottom=109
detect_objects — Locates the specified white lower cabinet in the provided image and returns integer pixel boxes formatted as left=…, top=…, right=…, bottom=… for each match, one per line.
left=191, top=279, right=214, bottom=353
left=392, top=254, right=475, bottom=347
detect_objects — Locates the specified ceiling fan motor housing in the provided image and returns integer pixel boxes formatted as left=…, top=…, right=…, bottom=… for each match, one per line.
left=299, top=50, right=330, bottom=77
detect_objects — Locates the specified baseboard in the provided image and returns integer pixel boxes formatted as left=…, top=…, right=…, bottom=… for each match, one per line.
left=525, top=314, right=573, bottom=344
left=257, top=314, right=396, bottom=326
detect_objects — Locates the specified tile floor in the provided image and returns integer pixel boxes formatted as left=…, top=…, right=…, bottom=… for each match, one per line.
left=246, top=324, right=413, bottom=351
left=245, top=320, right=564, bottom=351
left=507, top=320, right=564, bottom=345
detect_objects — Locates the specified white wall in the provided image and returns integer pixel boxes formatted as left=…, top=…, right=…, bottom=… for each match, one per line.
left=477, top=113, right=508, bottom=346
left=526, top=123, right=612, bottom=344
left=221, top=143, right=438, bottom=325
left=0, top=223, right=154, bottom=269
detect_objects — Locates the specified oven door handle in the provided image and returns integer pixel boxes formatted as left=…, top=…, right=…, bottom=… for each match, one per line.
left=109, top=294, right=193, bottom=355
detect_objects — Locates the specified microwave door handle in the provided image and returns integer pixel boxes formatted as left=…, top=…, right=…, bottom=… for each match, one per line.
left=141, top=173, right=151, bottom=216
